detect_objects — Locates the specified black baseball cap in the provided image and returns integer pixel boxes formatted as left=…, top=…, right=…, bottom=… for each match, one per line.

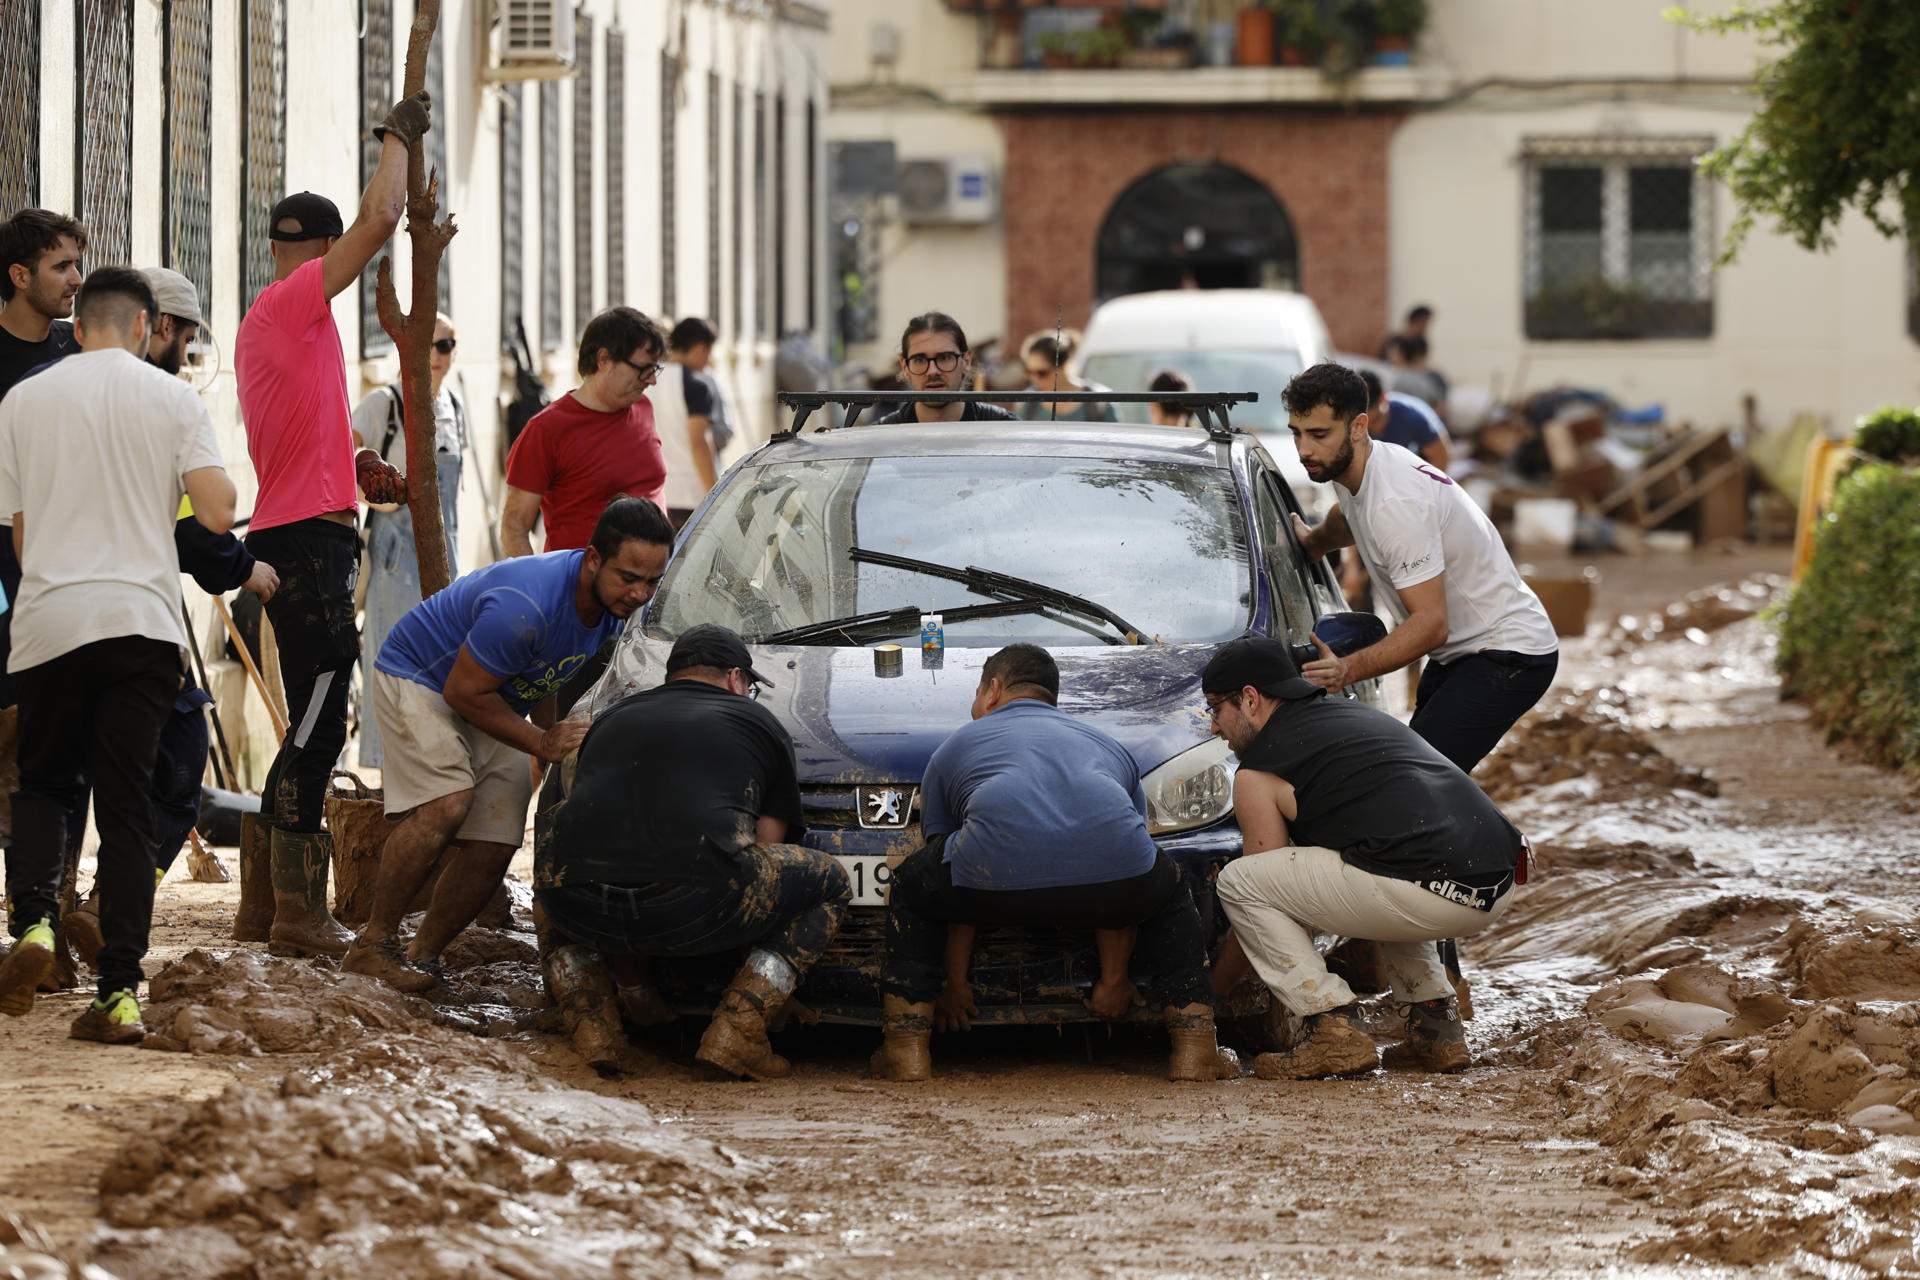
left=667, top=624, right=776, bottom=687
left=1201, top=636, right=1322, bottom=703
left=268, top=192, right=345, bottom=242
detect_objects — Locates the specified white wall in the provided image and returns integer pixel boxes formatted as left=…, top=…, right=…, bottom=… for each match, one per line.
left=1422, top=0, right=1765, bottom=81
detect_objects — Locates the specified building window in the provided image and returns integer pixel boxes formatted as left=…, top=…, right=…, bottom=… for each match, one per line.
left=1523, top=137, right=1713, bottom=341
left=773, top=91, right=786, bottom=337
left=239, top=0, right=285, bottom=316
left=163, top=0, right=214, bottom=309
left=499, top=84, right=523, bottom=350
left=1, top=6, right=40, bottom=213
left=358, top=0, right=393, bottom=354
left=660, top=51, right=677, bottom=318
left=707, top=72, right=722, bottom=333
left=572, top=13, right=594, bottom=333
left=755, top=90, right=769, bottom=339
left=731, top=80, right=744, bottom=339
left=806, top=100, right=819, bottom=335
left=539, top=79, right=561, bottom=350
left=76, top=0, right=134, bottom=270
left=605, top=28, right=625, bottom=304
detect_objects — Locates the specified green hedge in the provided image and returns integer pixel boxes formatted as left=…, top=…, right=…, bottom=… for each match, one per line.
left=1776, top=463, right=1920, bottom=775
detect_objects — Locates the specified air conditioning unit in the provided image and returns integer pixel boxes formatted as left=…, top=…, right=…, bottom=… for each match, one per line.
left=896, top=156, right=998, bottom=226
left=485, top=0, right=576, bottom=82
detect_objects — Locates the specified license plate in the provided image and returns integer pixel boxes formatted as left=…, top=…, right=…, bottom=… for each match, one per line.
left=836, top=855, right=894, bottom=907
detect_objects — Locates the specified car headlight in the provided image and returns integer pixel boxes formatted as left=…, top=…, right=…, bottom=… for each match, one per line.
left=1143, top=738, right=1236, bottom=835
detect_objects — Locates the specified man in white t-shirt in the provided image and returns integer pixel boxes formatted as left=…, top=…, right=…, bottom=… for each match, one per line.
left=649, top=316, right=729, bottom=528
left=1285, top=361, right=1558, bottom=775
left=0, top=268, right=236, bottom=1045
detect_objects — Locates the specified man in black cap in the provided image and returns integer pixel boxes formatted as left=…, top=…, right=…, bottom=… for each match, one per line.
left=533, top=622, right=851, bottom=1080
left=230, top=91, right=427, bottom=960
left=1202, top=636, right=1528, bottom=1079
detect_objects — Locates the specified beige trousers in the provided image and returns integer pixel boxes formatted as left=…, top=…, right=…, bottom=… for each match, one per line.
left=1216, top=845, right=1512, bottom=1017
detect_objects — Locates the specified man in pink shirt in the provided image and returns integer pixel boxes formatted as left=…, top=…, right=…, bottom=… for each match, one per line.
left=232, top=91, right=425, bottom=959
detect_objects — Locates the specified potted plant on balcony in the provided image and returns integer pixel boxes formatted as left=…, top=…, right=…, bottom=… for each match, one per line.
left=1271, top=0, right=1323, bottom=66
left=1369, top=0, right=1426, bottom=65
left=1118, top=9, right=1196, bottom=70
left=1236, top=2, right=1277, bottom=68
left=1071, top=24, right=1131, bottom=69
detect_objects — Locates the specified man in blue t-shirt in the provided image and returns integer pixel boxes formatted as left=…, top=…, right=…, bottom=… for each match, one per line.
left=343, top=497, right=673, bottom=991
left=870, top=644, right=1231, bottom=1085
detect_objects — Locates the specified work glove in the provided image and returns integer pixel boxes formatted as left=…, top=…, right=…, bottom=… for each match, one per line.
left=355, top=448, right=409, bottom=506
left=373, top=91, right=433, bottom=146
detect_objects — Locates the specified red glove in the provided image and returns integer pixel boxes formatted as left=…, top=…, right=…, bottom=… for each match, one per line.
left=356, top=448, right=409, bottom=505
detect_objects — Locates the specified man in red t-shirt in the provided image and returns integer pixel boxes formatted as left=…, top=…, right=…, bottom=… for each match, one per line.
left=501, top=307, right=669, bottom=555
left=231, top=91, right=425, bottom=960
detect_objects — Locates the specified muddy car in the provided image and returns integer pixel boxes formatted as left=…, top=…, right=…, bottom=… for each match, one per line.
left=546, top=393, right=1374, bottom=1027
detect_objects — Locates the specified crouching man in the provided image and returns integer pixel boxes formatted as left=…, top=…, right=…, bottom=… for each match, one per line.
left=534, top=624, right=851, bottom=1079
left=872, top=644, right=1232, bottom=1083
left=1203, top=637, right=1526, bottom=1079
left=341, top=498, right=672, bottom=990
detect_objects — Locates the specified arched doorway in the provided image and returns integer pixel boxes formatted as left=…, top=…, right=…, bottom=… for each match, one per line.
left=1095, top=164, right=1300, bottom=299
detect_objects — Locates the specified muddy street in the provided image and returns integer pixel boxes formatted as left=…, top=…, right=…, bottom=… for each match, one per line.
left=5, top=548, right=1919, bottom=1278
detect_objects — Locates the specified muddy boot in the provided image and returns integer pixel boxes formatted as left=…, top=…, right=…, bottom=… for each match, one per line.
left=1253, top=1003, right=1380, bottom=1080
left=616, top=981, right=677, bottom=1028
left=342, top=933, right=439, bottom=995
left=695, top=950, right=796, bottom=1081
left=267, top=829, right=354, bottom=959
left=0, top=918, right=55, bottom=1017
left=1382, top=997, right=1470, bottom=1073
left=231, top=814, right=274, bottom=943
left=1165, top=1003, right=1240, bottom=1082
left=868, top=994, right=934, bottom=1082
left=69, top=989, right=144, bottom=1045
left=65, top=888, right=104, bottom=971
left=544, top=945, right=626, bottom=1076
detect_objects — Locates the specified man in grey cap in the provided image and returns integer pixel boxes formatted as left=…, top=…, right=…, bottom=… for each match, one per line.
left=139, top=266, right=204, bottom=377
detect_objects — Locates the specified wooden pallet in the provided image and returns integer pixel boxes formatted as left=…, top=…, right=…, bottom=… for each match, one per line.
left=1599, top=427, right=1748, bottom=541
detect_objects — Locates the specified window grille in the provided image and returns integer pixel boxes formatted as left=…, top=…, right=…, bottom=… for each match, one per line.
left=500, top=84, right=523, bottom=349
left=573, top=13, right=594, bottom=333
left=755, top=91, right=768, bottom=338
left=427, top=23, right=450, bottom=309
left=76, top=0, right=134, bottom=270
left=773, top=92, right=786, bottom=338
left=1, top=6, right=40, bottom=214
left=806, top=100, right=819, bottom=334
left=358, top=0, right=393, bottom=353
left=239, top=0, right=285, bottom=317
left=708, top=72, right=722, bottom=333
left=605, top=28, right=625, bottom=304
left=660, top=51, right=678, bottom=318
left=1523, top=137, right=1713, bottom=341
left=731, top=80, right=744, bottom=339
left=163, top=0, right=213, bottom=309
left=539, top=79, right=561, bottom=350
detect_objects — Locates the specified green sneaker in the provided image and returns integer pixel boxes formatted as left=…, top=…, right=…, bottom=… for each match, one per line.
left=0, top=918, right=56, bottom=1017
left=70, top=989, right=145, bottom=1045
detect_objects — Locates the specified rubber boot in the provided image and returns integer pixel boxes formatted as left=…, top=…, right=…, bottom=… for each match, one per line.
left=231, top=813, right=274, bottom=943
left=1165, top=1002, right=1240, bottom=1082
left=868, top=994, right=934, bottom=1082
left=544, top=944, right=626, bottom=1076
left=1382, top=997, right=1470, bottom=1073
left=1253, top=1003, right=1380, bottom=1080
left=695, top=950, right=796, bottom=1080
left=267, top=828, right=354, bottom=959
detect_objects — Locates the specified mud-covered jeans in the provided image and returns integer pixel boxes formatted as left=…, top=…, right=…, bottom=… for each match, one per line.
left=1410, top=648, right=1559, bottom=776
left=8, top=636, right=176, bottom=999
left=245, top=519, right=360, bottom=833
left=1215, top=845, right=1511, bottom=1017
left=536, top=843, right=852, bottom=972
left=882, top=838, right=1214, bottom=1008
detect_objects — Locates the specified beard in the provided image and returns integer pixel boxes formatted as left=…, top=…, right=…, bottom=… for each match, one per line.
left=1307, top=434, right=1355, bottom=484
left=149, top=334, right=190, bottom=376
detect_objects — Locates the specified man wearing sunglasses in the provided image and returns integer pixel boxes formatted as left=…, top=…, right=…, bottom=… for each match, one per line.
left=502, top=307, right=669, bottom=556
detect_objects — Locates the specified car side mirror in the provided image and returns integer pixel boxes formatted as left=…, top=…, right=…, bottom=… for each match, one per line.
left=1288, top=611, right=1387, bottom=668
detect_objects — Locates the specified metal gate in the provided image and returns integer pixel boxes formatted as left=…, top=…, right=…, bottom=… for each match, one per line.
left=164, top=0, right=214, bottom=308
left=239, top=0, right=286, bottom=316
left=604, top=28, right=625, bottom=305
left=660, top=50, right=677, bottom=318
left=499, top=84, right=523, bottom=346
left=539, top=79, right=560, bottom=350
left=359, top=0, right=393, bottom=353
left=77, top=0, right=134, bottom=269
left=0, top=6, right=37, bottom=214
left=572, top=13, right=595, bottom=332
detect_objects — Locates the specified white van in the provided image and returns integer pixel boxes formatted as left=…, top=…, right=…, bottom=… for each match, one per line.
left=1076, top=289, right=1336, bottom=517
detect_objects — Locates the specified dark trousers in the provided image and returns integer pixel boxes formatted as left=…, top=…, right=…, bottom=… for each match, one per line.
left=1409, top=648, right=1559, bottom=775
left=537, top=843, right=852, bottom=973
left=245, top=519, right=360, bottom=832
left=882, top=839, right=1213, bottom=1008
left=150, top=698, right=210, bottom=877
left=7, top=636, right=177, bottom=998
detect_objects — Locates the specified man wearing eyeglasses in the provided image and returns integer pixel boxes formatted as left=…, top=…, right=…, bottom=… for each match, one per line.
left=874, top=312, right=1016, bottom=425
left=502, top=307, right=670, bottom=557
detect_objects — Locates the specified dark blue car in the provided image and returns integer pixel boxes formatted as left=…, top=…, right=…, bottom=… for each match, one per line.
left=556, top=400, right=1376, bottom=1026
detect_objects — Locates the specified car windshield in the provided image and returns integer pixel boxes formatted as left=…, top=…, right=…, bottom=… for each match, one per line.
left=653, top=454, right=1251, bottom=646
left=1080, top=349, right=1306, bottom=431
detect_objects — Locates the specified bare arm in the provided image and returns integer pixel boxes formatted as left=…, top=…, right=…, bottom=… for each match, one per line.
left=755, top=815, right=789, bottom=844
left=1233, top=769, right=1295, bottom=855
left=182, top=466, right=237, bottom=534
left=1420, top=437, right=1453, bottom=472
left=1293, top=504, right=1354, bottom=560
left=321, top=138, right=407, bottom=300
left=689, top=414, right=719, bottom=490
left=442, top=647, right=586, bottom=761
left=935, top=923, right=979, bottom=1032
left=500, top=485, right=543, bottom=558
left=1304, top=574, right=1448, bottom=689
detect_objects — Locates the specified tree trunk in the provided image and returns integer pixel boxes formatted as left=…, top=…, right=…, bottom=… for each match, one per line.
left=374, top=0, right=457, bottom=598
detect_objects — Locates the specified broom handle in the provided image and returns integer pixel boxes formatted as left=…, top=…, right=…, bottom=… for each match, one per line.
left=213, top=595, right=289, bottom=742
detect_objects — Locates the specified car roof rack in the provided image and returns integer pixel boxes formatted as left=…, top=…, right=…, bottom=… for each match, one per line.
left=774, top=390, right=1257, bottom=443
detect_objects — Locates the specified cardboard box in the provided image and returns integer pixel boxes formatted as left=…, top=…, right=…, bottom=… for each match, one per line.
left=1525, top=572, right=1597, bottom=638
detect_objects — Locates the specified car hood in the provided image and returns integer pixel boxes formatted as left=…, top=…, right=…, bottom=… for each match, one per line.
left=598, top=633, right=1219, bottom=785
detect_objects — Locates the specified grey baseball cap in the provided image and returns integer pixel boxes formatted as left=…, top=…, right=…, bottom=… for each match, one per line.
left=140, top=267, right=205, bottom=328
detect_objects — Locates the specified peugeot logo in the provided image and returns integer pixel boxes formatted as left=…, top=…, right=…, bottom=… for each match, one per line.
left=856, top=785, right=915, bottom=830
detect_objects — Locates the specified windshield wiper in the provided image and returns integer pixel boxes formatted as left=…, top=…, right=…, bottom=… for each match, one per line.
left=759, top=598, right=1083, bottom=647
left=848, top=547, right=1149, bottom=645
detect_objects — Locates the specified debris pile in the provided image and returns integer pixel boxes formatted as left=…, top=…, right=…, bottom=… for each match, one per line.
left=1475, top=687, right=1718, bottom=805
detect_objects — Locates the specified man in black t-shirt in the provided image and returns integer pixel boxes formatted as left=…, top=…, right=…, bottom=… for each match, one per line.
left=536, top=624, right=851, bottom=1079
left=1202, top=638, right=1527, bottom=1080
